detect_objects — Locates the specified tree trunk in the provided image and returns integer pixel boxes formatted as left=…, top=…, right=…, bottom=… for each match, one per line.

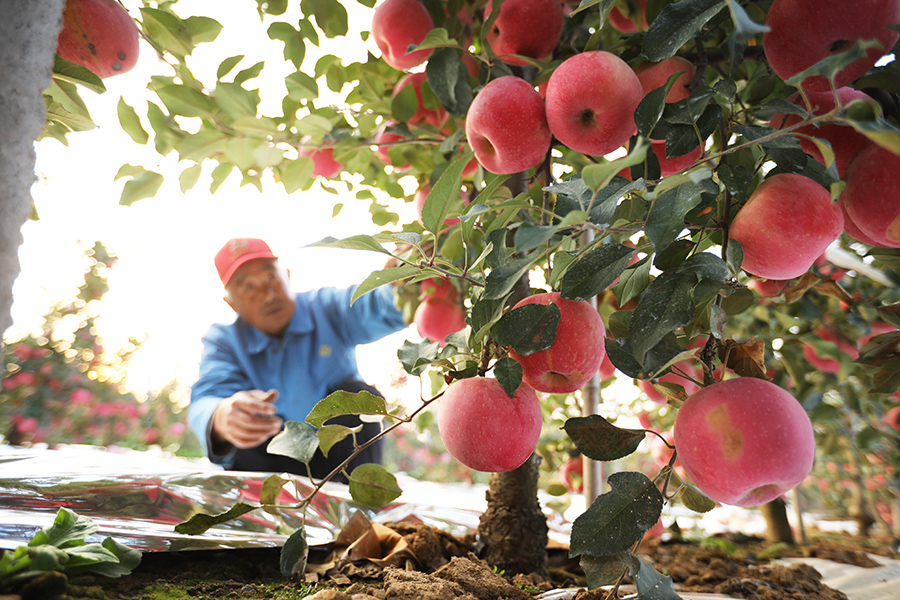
left=0, top=1, right=66, bottom=344
left=477, top=453, right=548, bottom=574
left=848, top=449, right=876, bottom=537
left=761, top=498, right=795, bottom=544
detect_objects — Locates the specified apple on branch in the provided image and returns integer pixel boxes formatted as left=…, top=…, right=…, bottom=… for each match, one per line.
left=841, top=144, right=900, bottom=248
left=465, top=76, right=552, bottom=174
left=371, top=0, right=434, bottom=71
left=414, top=296, right=466, bottom=346
left=508, top=292, right=606, bottom=394
left=763, top=0, right=900, bottom=91
left=438, top=376, right=542, bottom=472
left=545, top=51, right=644, bottom=157
left=299, top=137, right=343, bottom=179
left=485, top=0, right=564, bottom=65
left=56, top=0, right=140, bottom=79
left=673, top=377, right=816, bottom=507
left=393, top=72, right=448, bottom=128
left=729, top=173, right=843, bottom=280
left=607, top=0, right=648, bottom=33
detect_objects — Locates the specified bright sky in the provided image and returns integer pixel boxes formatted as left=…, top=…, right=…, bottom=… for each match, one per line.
left=8, top=1, right=419, bottom=396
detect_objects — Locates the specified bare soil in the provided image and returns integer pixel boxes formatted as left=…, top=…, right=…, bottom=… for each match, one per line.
left=12, top=523, right=899, bottom=600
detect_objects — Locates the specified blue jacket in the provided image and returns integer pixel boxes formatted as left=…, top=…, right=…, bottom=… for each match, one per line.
left=188, top=285, right=406, bottom=466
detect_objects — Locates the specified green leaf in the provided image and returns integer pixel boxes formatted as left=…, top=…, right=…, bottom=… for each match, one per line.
left=267, top=21, right=305, bottom=68
left=184, top=16, right=223, bottom=44
left=140, top=7, right=194, bottom=57
left=348, top=464, right=403, bottom=507
left=493, top=302, right=560, bottom=356
left=311, top=234, right=393, bottom=255
left=156, top=84, right=217, bottom=118
left=179, top=164, right=203, bottom=193
left=677, top=483, right=717, bottom=513
left=560, top=243, right=635, bottom=301
left=301, top=0, right=349, bottom=38
left=569, top=472, right=664, bottom=558
left=63, top=543, right=119, bottom=569
left=217, top=55, right=245, bottom=80
left=635, top=72, right=687, bottom=137
left=611, top=256, right=652, bottom=308
left=317, top=424, right=361, bottom=457
left=285, top=71, right=319, bottom=101
left=580, top=553, right=628, bottom=589
left=119, top=170, right=164, bottom=206
left=846, top=100, right=900, bottom=155
left=421, top=150, right=474, bottom=234
left=116, top=98, right=148, bottom=144
left=52, top=55, right=105, bottom=94
left=267, top=421, right=319, bottom=463
left=280, top=528, right=309, bottom=578
left=215, top=82, right=260, bottom=120
left=398, top=339, right=441, bottom=376
left=678, top=252, right=730, bottom=282
left=351, top=265, right=422, bottom=303
left=514, top=223, right=561, bottom=254
left=645, top=182, right=703, bottom=253
left=494, top=357, right=524, bottom=398
left=30, top=508, right=96, bottom=548
left=305, top=390, right=389, bottom=428
left=628, top=270, right=697, bottom=364
left=260, top=474, right=292, bottom=505
left=281, top=157, right=315, bottom=194
left=80, top=538, right=142, bottom=578
left=582, top=140, right=649, bottom=191
left=413, top=27, right=456, bottom=50
left=564, top=415, right=646, bottom=462
left=174, top=503, right=258, bottom=535
left=620, top=552, right=682, bottom=600
left=390, top=83, right=418, bottom=123
left=784, top=39, right=877, bottom=89
left=483, top=254, right=538, bottom=300
left=426, top=48, right=473, bottom=115
left=642, top=0, right=727, bottom=62
left=871, top=357, right=900, bottom=394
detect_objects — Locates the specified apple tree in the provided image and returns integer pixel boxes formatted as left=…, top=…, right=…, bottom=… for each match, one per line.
left=10, top=0, right=900, bottom=595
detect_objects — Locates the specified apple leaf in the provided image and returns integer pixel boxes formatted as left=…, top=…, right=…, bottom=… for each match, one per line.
left=645, top=181, right=703, bottom=253
left=301, top=0, right=349, bottom=38
left=317, top=424, right=361, bottom=457
left=643, top=0, right=727, bottom=62
left=678, top=252, right=730, bottom=282
left=611, top=255, right=653, bottom=307
left=347, top=464, right=403, bottom=507
left=564, top=414, right=646, bottom=462
left=493, top=302, right=560, bottom=356
left=664, top=103, right=722, bottom=158
left=877, top=304, right=900, bottom=329
left=267, top=421, right=319, bottom=463
left=119, top=170, right=164, bottom=207
left=484, top=253, right=539, bottom=300
left=871, top=357, right=900, bottom=394
left=258, top=474, right=293, bottom=507
left=717, top=337, right=768, bottom=379
left=559, top=243, right=635, bottom=301
left=426, top=48, right=473, bottom=115
left=580, top=553, right=628, bottom=589
left=619, top=552, right=683, bottom=600
left=677, top=483, right=717, bottom=513
left=305, top=390, right=390, bottom=428
left=784, top=39, right=876, bottom=89
left=141, top=7, right=194, bottom=57
left=635, top=72, right=686, bottom=138
left=351, top=265, right=422, bottom=304
left=174, top=503, right=259, bottom=535
left=280, top=528, right=309, bottom=579
left=569, top=471, right=664, bottom=558
left=398, top=339, right=441, bottom=376
left=493, top=357, right=524, bottom=398
left=421, top=149, right=473, bottom=234
left=628, top=270, right=697, bottom=364
left=605, top=337, right=644, bottom=379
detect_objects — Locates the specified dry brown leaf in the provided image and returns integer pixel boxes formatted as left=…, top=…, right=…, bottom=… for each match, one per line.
left=783, top=272, right=820, bottom=303
left=717, top=337, right=769, bottom=379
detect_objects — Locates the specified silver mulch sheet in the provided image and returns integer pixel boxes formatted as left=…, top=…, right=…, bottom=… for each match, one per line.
left=0, top=444, right=572, bottom=552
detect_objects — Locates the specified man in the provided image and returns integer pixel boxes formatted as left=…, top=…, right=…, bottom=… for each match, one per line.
left=188, top=238, right=408, bottom=481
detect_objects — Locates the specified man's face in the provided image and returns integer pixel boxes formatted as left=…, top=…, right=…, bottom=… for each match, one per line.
left=224, top=258, right=295, bottom=336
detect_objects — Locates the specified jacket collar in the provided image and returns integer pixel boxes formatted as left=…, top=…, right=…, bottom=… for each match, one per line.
left=240, top=294, right=314, bottom=354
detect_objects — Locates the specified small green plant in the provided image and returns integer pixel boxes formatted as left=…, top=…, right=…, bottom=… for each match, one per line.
left=0, top=507, right=141, bottom=593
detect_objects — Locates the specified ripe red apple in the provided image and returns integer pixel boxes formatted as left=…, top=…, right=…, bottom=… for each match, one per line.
left=673, top=377, right=816, bottom=507
left=884, top=405, right=900, bottom=430
left=841, top=144, right=900, bottom=248
left=747, top=278, right=789, bottom=297
left=56, top=0, right=140, bottom=78
left=371, top=0, right=434, bottom=70
left=599, top=352, right=616, bottom=379
left=772, top=88, right=874, bottom=176
left=839, top=196, right=888, bottom=247
left=802, top=327, right=858, bottom=374
left=545, top=51, right=644, bottom=157
left=485, top=0, right=564, bottom=65
left=560, top=455, right=584, bottom=493
left=607, top=0, right=648, bottom=33
left=763, top=0, right=900, bottom=91
left=374, top=122, right=411, bottom=171
left=634, top=56, right=696, bottom=103
left=393, top=72, right=447, bottom=128
left=465, top=76, right=552, bottom=174
left=414, top=296, right=466, bottom=345
left=437, top=376, right=542, bottom=472
left=508, top=292, right=606, bottom=394
left=652, top=141, right=703, bottom=177
left=420, top=277, right=456, bottom=300
left=729, top=173, right=843, bottom=280
left=299, top=138, right=343, bottom=179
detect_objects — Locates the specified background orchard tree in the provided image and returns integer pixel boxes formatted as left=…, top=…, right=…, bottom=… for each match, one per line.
left=6, top=0, right=900, bottom=596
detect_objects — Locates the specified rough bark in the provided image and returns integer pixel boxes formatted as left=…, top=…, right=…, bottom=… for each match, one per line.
left=477, top=453, right=548, bottom=574
left=0, top=1, right=66, bottom=343
left=761, top=498, right=795, bottom=544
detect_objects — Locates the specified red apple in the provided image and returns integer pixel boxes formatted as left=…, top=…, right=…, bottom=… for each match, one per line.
left=420, top=277, right=456, bottom=300
left=772, top=88, right=874, bottom=176
left=634, top=56, right=696, bottom=103
left=56, top=0, right=140, bottom=78
left=841, top=144, right=900, bottom=248
left=465, top=76, right=552, bottom=174
left=545, top=51, right=644, bottom=156
left=673, top=377, right=816, bottom=507
left=508, top=292, right=606, bottom=394
left=561, top=455, right=584, bottom=493
left=485, top=0, right=564, bottom=66
left=374, top=122, right=411, bottom=171
left=884, top=405, right=900, bottom=430
left=393, top=72, right=447, bottom=128
left=599, top=352, right=616, bottom=379
left=607, top=0, right=648, bottom=33
left=763, top=0, right=900, bottom=91
left=747, top=278, right=789, bottom=297
left=299, top=138, right=343, bottom=178
left=802, top=327, right=858, bottom=374
left=371, top=0, right=435, bottom=70
left=437, top=376, right=542, bottom=472
left=652, top=141, right=703, bottom=176
left=729, top=173, right=843, bottom=280
left=839, top=195, right=889, bottom=247
left=414, top=296, right=466, bottom=345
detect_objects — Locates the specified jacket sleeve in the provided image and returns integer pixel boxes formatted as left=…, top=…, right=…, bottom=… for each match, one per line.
left=324, top=285, right=408, bottom=347
left=188, top=325, right=253, bottom=467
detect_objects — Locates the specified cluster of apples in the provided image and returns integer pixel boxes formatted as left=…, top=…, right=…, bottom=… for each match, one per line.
left=413, top=276, right=466, bottom=346
left=55, top=0, right=140, bottom=79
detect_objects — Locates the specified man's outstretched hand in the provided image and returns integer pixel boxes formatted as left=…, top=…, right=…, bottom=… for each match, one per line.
left=211, top=389, right=283, bottom=450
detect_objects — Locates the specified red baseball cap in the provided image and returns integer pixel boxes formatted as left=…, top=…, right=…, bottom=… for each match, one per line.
left=215, top=238, right=277, bottom=286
